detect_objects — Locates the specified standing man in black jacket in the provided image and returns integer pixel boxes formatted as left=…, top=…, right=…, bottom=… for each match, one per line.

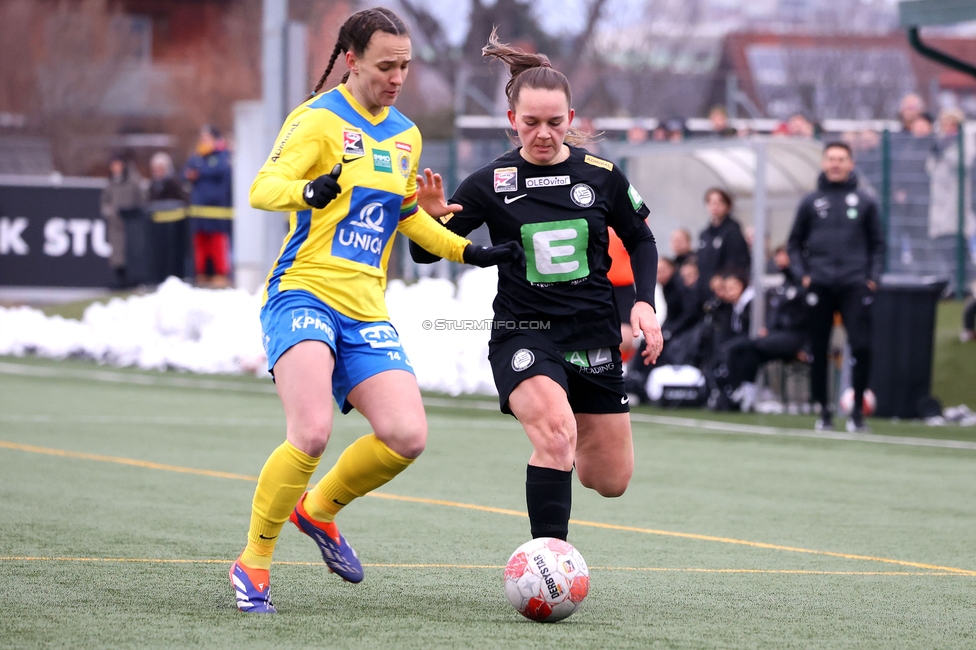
left=788, top=142, right=885, bottom=432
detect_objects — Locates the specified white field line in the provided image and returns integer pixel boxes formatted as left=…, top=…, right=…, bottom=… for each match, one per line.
left=3, top=360, right=974, bottom=451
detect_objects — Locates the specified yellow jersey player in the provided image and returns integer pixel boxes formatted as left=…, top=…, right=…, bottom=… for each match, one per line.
left=230, top=7, right=521, bottom=613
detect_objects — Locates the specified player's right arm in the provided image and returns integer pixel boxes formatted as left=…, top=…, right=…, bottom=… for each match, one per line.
left=249, top=111, right=325, bottom=212
left=408, top=170, right=486, bottom=264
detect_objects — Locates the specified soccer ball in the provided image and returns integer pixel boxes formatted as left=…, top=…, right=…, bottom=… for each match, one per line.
left=838, top=387, right=876, bottom=416
left=504, top=537, right=589, bottom=622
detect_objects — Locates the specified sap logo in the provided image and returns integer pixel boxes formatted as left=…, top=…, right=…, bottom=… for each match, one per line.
left=290, top=308, right=335, bottom=339
left=349, top=202, right=385, bottom=232
left=359, top=324, right=400, bottom=349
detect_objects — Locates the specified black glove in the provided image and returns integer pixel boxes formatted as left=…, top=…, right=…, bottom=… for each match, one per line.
left=303, top=164, right=342, bottom=209
left=462, top=241, right=524, bottom=268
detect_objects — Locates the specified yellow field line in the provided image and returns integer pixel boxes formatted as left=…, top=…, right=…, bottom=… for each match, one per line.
left=0, top=440, right=258, bottom=482
left=0, top=556, right=959, bottom=576
left=3, top=439, right=975, bottom=577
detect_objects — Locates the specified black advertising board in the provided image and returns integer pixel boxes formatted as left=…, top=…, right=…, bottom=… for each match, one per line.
left=0, top=176, right=114, bottom=287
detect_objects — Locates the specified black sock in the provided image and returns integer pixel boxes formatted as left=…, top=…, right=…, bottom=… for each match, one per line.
left=525, top=464, right=572, bottom=541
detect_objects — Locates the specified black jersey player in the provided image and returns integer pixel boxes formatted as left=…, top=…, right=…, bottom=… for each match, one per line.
left=410, top=31, right=662, bottom=542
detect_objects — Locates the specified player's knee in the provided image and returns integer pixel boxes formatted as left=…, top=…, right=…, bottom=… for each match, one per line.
left=376, top=418, right=427, bottom=459
left=578, top=468, right=631, bottom=498
left=290, top=417, right=332, bottom=457
left=532, top=415, right=576, bottom=464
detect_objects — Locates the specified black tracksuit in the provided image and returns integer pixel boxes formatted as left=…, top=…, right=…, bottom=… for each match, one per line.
left=722, top=271, right=810, bottom=391
left=787, top=172, right=885, bottom=413
left=697, top=215, right=750, bottom=298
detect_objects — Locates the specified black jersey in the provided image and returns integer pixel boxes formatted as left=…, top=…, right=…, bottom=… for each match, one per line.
left=438, top=146, right=655, bottom=349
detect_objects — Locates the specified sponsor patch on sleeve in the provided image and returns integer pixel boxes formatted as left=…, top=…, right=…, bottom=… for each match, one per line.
left=584, top=154, right=613, bottom=171
left=627, top=184, right=644, bottom=210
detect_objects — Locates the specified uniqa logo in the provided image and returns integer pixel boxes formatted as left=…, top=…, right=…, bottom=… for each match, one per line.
left=349, top=202, right=385, bottom=232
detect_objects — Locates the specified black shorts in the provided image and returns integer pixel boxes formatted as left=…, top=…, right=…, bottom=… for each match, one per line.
left=488, top=332, right=630, bottom=416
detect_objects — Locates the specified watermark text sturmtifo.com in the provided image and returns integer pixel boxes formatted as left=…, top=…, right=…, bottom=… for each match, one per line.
left=421, top=319, right=550, bottom=331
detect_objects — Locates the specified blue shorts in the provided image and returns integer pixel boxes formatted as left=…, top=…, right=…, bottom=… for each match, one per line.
left=260, top=290, right=413, bottom=414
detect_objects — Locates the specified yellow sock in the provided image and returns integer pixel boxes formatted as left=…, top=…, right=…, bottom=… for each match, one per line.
left=304, top=434, right=414, bottom=523
left=240, top=441, right=319, bottom=570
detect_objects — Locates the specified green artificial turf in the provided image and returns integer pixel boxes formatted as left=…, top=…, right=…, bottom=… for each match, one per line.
left=1, top=357, right=975, bottom=648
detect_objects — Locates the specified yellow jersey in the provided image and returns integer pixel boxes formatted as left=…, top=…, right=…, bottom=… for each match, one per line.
left=250, top=84, right=469, bottom=321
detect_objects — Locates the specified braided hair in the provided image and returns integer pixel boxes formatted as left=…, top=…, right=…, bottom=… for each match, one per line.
left=312, top=7, right=409, bottom=95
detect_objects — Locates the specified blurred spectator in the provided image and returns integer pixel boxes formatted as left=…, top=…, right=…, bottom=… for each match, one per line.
left=651, top=124, right=668, bottom=141
left=670, top=228, right=694, bottom=268
left=910, top=113, right=934, bottom=137
left=714, top=252, right=810, bottom=412
left=663, top=116, right=686, bottom=142
left=696, top=187, right=750, bottom=299
left=705, top=268, right=754, bottom=410
left=774, top=112, right=817, bottom=138
left=787, top=141, right=884, bottom=432
left=100, top=151, right=146, bottom=288
left=148, top=151, right=190, bottom=281
left=184, top=125, right=233, bottom=288
left=767, top=244, right=790, bottom=274
left=708, top=105, right=738, bottom=138
left=898, top=93, right=925, bottom=132
left=927, top=107, right=975, bottom=285
left=962, top=289, right=976, bottom=342
left=626, top=125, right=649, bottom=145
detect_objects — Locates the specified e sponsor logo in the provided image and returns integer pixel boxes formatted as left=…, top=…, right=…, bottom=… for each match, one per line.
left=520, top=218, right=590, bottom=284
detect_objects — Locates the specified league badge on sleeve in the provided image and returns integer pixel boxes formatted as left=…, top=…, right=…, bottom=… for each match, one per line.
left=397, top=151, right=411, bottom=178
left=343, top=129, right=365, bottom=158
left=494, top=167, right=518, bottom=193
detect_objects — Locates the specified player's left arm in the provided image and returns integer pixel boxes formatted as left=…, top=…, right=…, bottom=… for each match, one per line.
left=608, top=174, right=662, bottom=364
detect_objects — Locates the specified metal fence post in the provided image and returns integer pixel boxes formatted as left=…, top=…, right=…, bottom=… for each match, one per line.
left=957, top=125, right=966, bottom=299
left=751, top=140, right=768, bottom=336
left=881, top=128, right=891, bottom=273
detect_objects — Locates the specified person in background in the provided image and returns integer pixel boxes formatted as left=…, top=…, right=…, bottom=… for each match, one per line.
left=704, top=268, right=753, bottom=410
left=148, top=151, right=189, bottom=282
left=184, top=125, right=233, bottom=288
left=717, top=251, right=811, bottom=412
left=788, top=141, right=884, bottom=433
left=101, top=151, right=146, bottom=289
left=664, top=117, right=685, bottom=142
left=911, top=113, right=934, bottom=137
left=670, top=227, right=694, bottom=268
left=708, top=105, right=738, bottom=138
left=962, top=286, right=976, bottom=342
left=898, top=93, right=926, bottom=132
left=927, top=107, right=974, bottom=290
left=773, top=112, right=816, bottom=139
left=697, top=187, right=750, bottom=300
